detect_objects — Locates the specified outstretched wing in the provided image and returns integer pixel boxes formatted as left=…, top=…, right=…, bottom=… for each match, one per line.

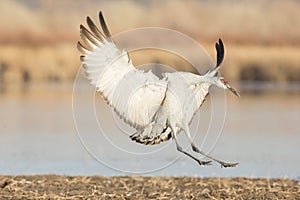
left=78, top=12, right=167, bottom=129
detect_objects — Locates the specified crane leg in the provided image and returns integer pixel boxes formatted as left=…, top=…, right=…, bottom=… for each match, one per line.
left=183, top=125, right=238, bottom=168
left=171, top=127, right=212, bottom=166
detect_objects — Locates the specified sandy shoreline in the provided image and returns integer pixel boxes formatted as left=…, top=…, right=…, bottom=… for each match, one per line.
left=0, top=175, right=299, bottom=199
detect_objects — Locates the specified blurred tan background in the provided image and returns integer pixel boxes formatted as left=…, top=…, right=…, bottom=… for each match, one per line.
left=1, top=0, right=300, bottom=177
left=0, top=0, right=300, bottom=85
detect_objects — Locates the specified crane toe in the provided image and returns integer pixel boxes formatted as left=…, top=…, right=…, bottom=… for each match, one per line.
left=220, top=162, right=239, bottom=168
left=198, top=160, right=212, bottom=166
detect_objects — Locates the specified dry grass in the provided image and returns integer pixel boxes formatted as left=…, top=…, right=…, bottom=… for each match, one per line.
left=1, top=44, right=299, bottom=83
left=0, top=44, right=79, bottom=83
left=0, top=175, right=299, bottom=199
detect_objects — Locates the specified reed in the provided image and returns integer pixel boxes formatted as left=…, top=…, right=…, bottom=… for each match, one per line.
left=0, top=0, right=299, bottom=84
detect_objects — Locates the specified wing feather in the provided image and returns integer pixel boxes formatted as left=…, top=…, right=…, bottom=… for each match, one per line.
left=78, top=12, right=167, bottom=129
left=79, top=26, right=96, bottom=50
left=80, top=24, right=102, bottom=47
left=86, top=16, right=105, bottom=41
left=77, top=41, right=90, bottom=54
left=99, top=12, right=113, bottom=42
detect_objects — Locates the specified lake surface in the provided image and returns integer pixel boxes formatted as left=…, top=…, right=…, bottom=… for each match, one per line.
left=0, top=82, right=299, bottom=178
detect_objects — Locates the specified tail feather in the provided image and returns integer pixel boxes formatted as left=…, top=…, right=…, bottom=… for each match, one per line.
left=205, top=38, right=225, bottom=77
left=130, top=127, right=172, bottom=145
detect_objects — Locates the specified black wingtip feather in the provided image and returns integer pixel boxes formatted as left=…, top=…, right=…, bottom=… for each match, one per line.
left=77, top=41, right=90, bottom=54
left=98, top=11, right=112, bottom=41
left=80, top=24, right=101, bottom=47
left=80, top=55, right=86, bottom=62
left=86, top=16, right=105, bottom=41
left=215, top=38, right=225, bottom=67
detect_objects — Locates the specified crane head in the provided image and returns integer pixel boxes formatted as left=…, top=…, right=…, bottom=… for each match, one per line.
left=218, top=77, right=240, bottom=97
left=207, top=39, right=240, bottom=97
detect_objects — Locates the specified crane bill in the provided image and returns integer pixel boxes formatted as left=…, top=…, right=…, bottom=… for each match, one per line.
left=225, top=83, right=240, bottom=97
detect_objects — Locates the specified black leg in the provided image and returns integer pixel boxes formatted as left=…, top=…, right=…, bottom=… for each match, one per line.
left=191, top=143, right=238, bottom=168
left=174, top=139, right=212, bottom=166
left=182, top=124, right=238, bottom=168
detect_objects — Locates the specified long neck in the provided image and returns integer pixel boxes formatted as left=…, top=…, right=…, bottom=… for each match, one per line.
left=180, top=72, right=216, bottom=85
left=209, top=66, right=220, bottom=77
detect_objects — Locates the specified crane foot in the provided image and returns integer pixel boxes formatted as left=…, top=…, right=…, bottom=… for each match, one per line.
left=220, top=162, right=239, bottom=168
left=198, top=160, right=212, bottom=166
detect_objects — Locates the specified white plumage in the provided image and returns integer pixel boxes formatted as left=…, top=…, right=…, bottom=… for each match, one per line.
left=78, top=12, right=240, bottom=167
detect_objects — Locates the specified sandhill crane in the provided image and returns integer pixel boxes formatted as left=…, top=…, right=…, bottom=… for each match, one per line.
left=77, top=12, right=240, bottom=168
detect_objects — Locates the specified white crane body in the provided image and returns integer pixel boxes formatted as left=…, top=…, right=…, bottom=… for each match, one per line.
left=78, top=12, right=240, bottom=167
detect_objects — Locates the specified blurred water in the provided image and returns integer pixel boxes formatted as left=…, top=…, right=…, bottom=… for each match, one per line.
left=0, top=82, right=299, bottom=178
